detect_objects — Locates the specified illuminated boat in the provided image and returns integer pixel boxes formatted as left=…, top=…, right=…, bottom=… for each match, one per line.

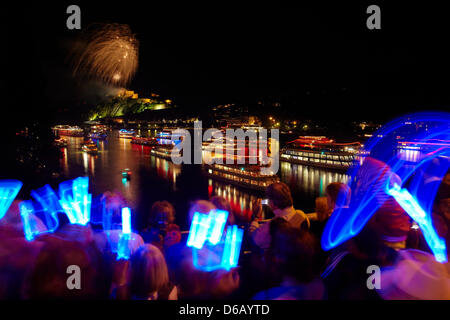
left=202, top=132, right=270, bottom=164
left=52, top=125, right=84, bottom=137
left=150, top=145, right=182, bottom=161
left=122, top=168, right=132, bottom=180
left=88, top=132, right=107, bottom=140
left=119, top=129, right=135, bottom=138
left=131, top=136, right=159, bottom=146
left=54, top=138, right=68, bottom=147
left=148, top=129, right=183, bottom=159
left=397, top=138, right=450, bottom=163
left=202, top=131, right=278, bottom=191
left=203, top=163, right=279, bottom=191
left=280, top=136, right=364, bottom=171
left=82, top=142, right=98, bottom=154
left=156, top=129, right=182, bottom=145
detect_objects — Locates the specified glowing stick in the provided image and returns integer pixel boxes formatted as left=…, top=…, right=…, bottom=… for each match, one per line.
left=116, top=233, right=131, bottom=260
left=207, top=209, right=227, bottom=245
left=121, top=207, right=131, bottom=234
left=186, top=212, right=201, bottom=247
left=58, top=177, right=92, bottom=225
left=221, top=225, right=244, bottom=270
left=20, top=201, right=37, bottom=241
left=31, top=185, right=63, bottom=216
left=387, top=184, right=447, bottom=263
left=116, top=207, right=132, bottom=260
left=0, top=180, right=22, bottom=220
left=186, top=212, right=212, bottom=249
left=19, top=200, right=56, bottom=241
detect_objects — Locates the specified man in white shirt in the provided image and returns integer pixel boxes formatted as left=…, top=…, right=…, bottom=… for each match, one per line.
left=249, top=182, right=309, bottom=250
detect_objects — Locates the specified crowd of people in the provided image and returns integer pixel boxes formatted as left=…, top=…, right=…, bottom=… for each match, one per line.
left=0, top=158, right=449, bottom=300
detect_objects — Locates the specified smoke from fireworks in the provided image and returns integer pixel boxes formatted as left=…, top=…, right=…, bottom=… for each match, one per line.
left=70, top=23, right=139, bottom=86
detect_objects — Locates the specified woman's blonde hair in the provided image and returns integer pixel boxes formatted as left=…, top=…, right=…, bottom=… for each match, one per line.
left=131, top=244, right=169, bottom=298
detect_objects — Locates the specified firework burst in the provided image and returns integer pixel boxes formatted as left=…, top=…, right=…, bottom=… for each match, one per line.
left=70, top=23, right=139, bottom=86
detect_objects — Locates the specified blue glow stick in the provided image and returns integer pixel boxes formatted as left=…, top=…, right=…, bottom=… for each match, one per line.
left=58, top=177, right=92, bottom=225
left=31, top=185, right=63, bottom=229
left=116, top=207, right=133, bottom=260
left=192, top=225, right=244, bottom=271
left=121, top=207, right=131, bottom=234
left=221, top=225, right=244, bottom=270
left=19, top=200, right=58, bottom=241
left=187, top=212, right=212, bottom=249
left=387, top=184, right=447, bottom=263
left=20, top=201, right=37, bottom=241
left=116, top=233, right=131, bottom=260
left=0, top=180, right=22, bottom=220
left=207, top=209, right=228, bottom=245
left=187, top=210, right=229, bottom=249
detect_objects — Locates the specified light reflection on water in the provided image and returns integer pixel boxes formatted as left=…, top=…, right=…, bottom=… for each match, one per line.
left=280, top=161, right=350, bottom=212
left=59, top=131, right=181, bottom=208
left=59, top=131, right=350, bottom=223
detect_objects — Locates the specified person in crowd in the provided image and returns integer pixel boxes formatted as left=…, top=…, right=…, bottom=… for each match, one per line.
left=356, top=158, right=411, bottom=250
left=411, top=173, right=450, bottom=254
left=254, top=228, right=325, bottom=300
left=140, top=201, right=181, bottom=251
left=249, top=182, right=309, bottom=250
left=376, top=249, right=450, bottom=300
left=165, top=199, right=241, bottom=299
left=308, top=183, right=350, bottom=241
left=210, top=195, right=236, bottom=226
left=92, top=191, right=145, bottom=257
left=130, top=244, right=177, bottom=300
left=269, top=217, right=291, bottom=240
left=371, top=201, right=412, bottom=250
left=321, top=158, right=409, bottom=299
left=326, top=182, right=351, bottom=212
left=165, top=244, right=240, bottom=299
left=321, top=224, right=397, bottom=300
left=309, top=196, right=331, bottom=240
left=187, top=199, right=216, bottom=224
left=0, top=200, right=45, bottom=299
left=433, top=173, right=449, bottom=234
left=256, top=218, right=296, bottom=292
left=26, top=237, right=111, bottom=299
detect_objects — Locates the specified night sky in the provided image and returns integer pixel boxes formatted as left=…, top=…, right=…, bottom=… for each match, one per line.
left=4, top=2, right=450, bottom=125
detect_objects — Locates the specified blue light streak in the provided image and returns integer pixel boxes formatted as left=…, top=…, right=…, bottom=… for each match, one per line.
left=221, top=225, right=244, bottom=271
left=387, top=184, right=447, bottom=262
left=19, top=201, right=37, bottom=241
left=186, top=212, right=212, bottom=249
left=31, top=184, right=63, bottom=218
left=116, top=207, right=132, bottom=260
left=19, top=200, right=58, bottom=241
left=321, top=112, right=450, bottom=263
left=121, top=207, right=131, bottom=234
left=0, top=180, right=22, bottom=220
left=58, top=177, right=92, bottom=225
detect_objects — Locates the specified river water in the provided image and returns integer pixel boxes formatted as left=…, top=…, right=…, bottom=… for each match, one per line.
left=58, top=130, right=349, bottom=230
